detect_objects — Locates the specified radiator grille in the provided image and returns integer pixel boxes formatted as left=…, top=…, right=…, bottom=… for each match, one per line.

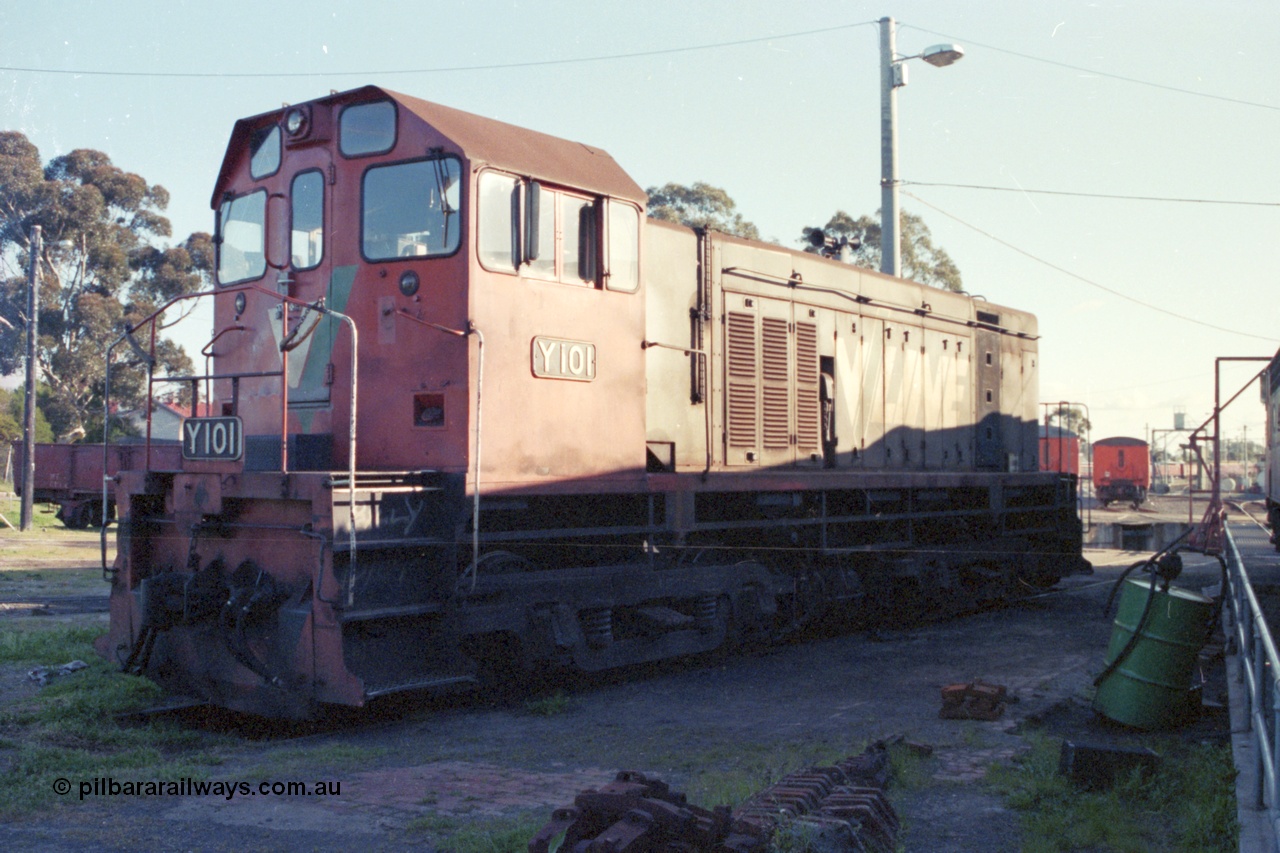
left=726, top=312, right=756, bottom=377
left=726, top=311, right=758, bottom=448
left=795, top=322, right=820, bottom=452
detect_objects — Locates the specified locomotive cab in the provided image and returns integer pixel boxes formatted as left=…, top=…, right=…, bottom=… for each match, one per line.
left=207, top=86, right=647, bottom=481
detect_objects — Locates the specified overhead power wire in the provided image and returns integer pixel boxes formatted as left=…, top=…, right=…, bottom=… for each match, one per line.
left=4, top=18, right=1271, bottom=116
left=901, top=23, right=1280, bottom=112
left=0, top=21, right=878, bottom=79
left=900, top=181, right=1280, bottom=208
left=899, top=189, right=1279, bottom=345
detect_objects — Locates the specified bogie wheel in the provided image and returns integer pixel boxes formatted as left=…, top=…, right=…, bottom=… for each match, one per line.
left=78, top=502, right=102, bottom=530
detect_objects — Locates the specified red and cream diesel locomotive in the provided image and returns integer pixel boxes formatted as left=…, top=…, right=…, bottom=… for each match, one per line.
left=106, top=86, right=1086, bottom=717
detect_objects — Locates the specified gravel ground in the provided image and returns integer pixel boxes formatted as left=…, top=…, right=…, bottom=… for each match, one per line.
left=0, top=514, right=1232, bottom=851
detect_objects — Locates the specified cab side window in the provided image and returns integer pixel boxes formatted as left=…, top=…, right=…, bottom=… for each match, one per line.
left=607, top=201, right=639, bottom=293
left=478, top=171, right=636, bottom=291
left=478, top=172, right=520, bottom=271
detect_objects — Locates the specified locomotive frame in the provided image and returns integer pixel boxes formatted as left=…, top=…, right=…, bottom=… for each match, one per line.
left=105, top=86, right=1086, bottom=717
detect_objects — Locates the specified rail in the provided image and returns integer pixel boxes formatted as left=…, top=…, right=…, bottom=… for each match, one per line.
left=1223, top=526, right=1280, bottom=849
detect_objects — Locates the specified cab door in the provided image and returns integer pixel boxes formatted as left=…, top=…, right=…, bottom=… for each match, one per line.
left=224, top=122, right=336, bottom=471
left=274, top=149, right=336, bottom=409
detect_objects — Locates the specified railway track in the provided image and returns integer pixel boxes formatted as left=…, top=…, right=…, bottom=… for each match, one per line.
left=0, top=594, right=109, bottom=617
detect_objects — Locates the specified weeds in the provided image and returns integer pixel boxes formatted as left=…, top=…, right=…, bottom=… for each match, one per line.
left=0, top=624, right=103, bottom=663
left=0, top=623, right=232, bottom=818
left=0, top=565, right=104, bottom=597
left=770, top=817, right=829, bottom=853
left=0, top=500, right=62, bottom=533
left=986, top=733, right=1237, bottom=851
left=885, top=741, right=931, bottom=792
left=522, top=691, right=571, bottom=717
left=244, top=742, right=390, bottom=780
left=408, top=810, right=545, bottom=853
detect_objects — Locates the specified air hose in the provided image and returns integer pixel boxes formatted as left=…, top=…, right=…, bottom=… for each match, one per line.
left=1093, top=525, right=1198, bottom=688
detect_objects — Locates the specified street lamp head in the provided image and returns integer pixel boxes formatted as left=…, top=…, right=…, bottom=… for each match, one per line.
left=920, top=43, right=965, bottom=68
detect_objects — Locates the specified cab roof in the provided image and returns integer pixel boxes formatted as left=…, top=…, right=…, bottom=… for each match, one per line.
left=212, top=85, right=647, bottom=207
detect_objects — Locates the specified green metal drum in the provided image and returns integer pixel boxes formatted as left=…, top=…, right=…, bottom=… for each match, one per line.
left=1093, top=578, right=1212, bottom=729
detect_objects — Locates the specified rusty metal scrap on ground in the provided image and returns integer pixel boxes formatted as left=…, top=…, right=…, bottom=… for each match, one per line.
left=939, top=680, right=1008, bottom=721
left=527, top=745, right=898, bottom=853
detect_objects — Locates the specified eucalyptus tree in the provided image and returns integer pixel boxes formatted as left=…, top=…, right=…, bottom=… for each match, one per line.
left=0, top=131, right=211, bottom=441
left=1047, top=404, right=1092, bottom=439
left=801, top=209, right=962, bottom=293
left=645, top=181, right=761, bottom=240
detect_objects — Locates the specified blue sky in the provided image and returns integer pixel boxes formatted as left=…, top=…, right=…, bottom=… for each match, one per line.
left=3, top=0, right=1277, bottom=447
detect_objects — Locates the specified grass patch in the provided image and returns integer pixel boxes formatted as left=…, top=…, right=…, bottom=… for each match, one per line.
left=885, top=740, right=932, bottom=792
left=0, top=624, right=103, bottom=663
left=522, top=691, right=570, bottom=717
left=673, top=737, right=885, bottom=810
left=0, top=622, right=233, bottom=818
left=0, top=500, right=116, bottom=564
left=0, top=501, right=67, bottom=534
left=407, top=810, right=545, bottom=853
left=0, top=566, right=105, bottom=598
left=986, top=733, right=1237, bottom=851
left=244, top=742, right=391, bottom=780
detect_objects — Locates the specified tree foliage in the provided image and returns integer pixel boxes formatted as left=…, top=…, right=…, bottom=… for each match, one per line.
left=801, top=210, right=962, bottom=292
left=645, top=182, right=760, bottom=240
left=0, top=386, right=53, bottom=445
left=0, top=132, right=211, bottom=442
left=1047, top=404, right=1092, bottom=438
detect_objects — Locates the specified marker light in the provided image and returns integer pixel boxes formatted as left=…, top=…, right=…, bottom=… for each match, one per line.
left=285, top=108, right=308, bottom=137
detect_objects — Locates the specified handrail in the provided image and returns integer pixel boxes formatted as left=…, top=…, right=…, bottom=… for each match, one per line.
left=1223, top=526, right=1280, bottom=848
left=101, top=284, right=361, bottom=579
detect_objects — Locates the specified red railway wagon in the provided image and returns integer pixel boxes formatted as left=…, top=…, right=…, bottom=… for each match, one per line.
left=105, top=86, right=1087, bottom=717
left=9, top=442, right=182, bottom=528
left=1039, top=425, right=1079, bottom=476
left=1092, top=436, right=1150, bottom=508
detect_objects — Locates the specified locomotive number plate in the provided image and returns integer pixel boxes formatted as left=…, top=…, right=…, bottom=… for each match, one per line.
left=532, top=336, right=596, bottom=382
left=182, top=416, right=244, bottom=461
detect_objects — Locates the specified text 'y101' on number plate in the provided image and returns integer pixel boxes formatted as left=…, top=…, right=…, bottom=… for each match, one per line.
left=182, top=417, right=243, bottom=461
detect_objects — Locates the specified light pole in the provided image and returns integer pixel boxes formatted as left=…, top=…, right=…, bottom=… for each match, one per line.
left=879, top=16, right=964, bottom=277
